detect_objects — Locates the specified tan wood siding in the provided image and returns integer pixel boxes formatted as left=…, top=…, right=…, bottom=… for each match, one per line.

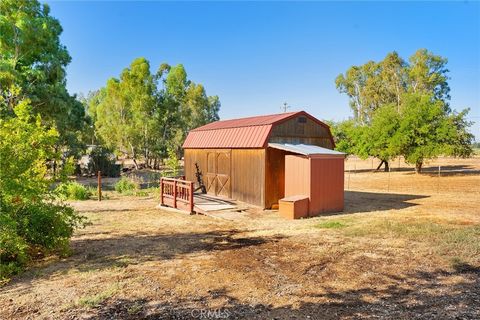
left=231, top=149, right=265, bottom=207
left=264, top=147, right=296, bottom=208
left=184, top=148, right=265, bottom=207
left=269, top=115, right=334, bottom=149
left=184, top=149, right=208, bottom=185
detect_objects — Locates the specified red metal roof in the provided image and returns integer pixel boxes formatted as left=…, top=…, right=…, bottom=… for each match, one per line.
left=190, top=111, right=299, bottom=132
left=183, top=111, right=332, bottom=149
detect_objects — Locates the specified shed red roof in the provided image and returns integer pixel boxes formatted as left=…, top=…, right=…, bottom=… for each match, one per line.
left=183, top=111, right=331, bottom=149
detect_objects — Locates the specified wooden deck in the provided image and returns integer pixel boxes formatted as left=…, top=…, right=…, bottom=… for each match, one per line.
left=193, top=193, right=237, bottom=214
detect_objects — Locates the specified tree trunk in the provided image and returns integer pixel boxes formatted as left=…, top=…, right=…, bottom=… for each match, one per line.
left=375, top=160, right=390, bottom=172
left=130, top=144, right=139, bottom=170
left=376, top=160, right=384, bottom=171
left=415, top=161, right=423, bottom=174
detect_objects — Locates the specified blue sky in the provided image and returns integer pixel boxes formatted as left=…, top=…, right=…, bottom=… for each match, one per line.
left=48, top=1, right=480, bottom=138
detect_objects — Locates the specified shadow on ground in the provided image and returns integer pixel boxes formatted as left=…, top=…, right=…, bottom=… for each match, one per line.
left=84, top=264, right=480, bottom=320
left=4, top=230, right=284, bottom=286
left=341, top=191, right=429, bottom=214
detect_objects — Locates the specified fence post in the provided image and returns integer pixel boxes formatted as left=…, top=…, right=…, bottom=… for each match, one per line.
left=97, top=171, right=102, bottom=201
left=173, top=180, right=177, bottom=209
left=189, top=181, right=194, bottom=213
left=160, top=177, right=164, bottom=206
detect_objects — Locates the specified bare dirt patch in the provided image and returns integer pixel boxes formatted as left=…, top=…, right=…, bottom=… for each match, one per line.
left=1, top=157, right=479, bottom=319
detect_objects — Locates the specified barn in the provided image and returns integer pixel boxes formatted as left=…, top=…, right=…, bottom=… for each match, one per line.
left=182, top=111, right=345, bottom=216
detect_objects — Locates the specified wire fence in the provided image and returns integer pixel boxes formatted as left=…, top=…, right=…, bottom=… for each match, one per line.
left=344, top=156, right=479, bottom=196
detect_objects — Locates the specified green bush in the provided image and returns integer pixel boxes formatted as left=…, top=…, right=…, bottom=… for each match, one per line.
left=15, top=202, right=84, bottom=250
left=0, top=200, right=86, bottom=281
left=0, top=215, right=28, bottom=280
left=114, top=177, right=139, bottom=194
left=55, top=182, right=92, bottom=200
left=0, top=103, right=86, bottom=281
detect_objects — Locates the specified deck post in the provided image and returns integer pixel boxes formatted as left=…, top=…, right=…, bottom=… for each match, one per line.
left=189, top=181, right=194, bottom=213
left=160, top=177, right=164, bottom=206
left=173, top=180, right=177, bottom=208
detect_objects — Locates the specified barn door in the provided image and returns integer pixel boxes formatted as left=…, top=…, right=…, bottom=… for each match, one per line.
left=205, top=150, right=231, bottom=198
left=216, top=151, right=231, bottom=197
left=206, top=152, right=217, bottom=194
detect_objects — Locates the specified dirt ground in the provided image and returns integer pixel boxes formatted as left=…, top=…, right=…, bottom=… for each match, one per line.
left=1, top=157, right=479, bottom=319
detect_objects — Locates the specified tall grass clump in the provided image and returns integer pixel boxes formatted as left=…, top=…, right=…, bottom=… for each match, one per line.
left=114, top=177, right=139, bottom=194
left=55, top=182, right=92, bottom=200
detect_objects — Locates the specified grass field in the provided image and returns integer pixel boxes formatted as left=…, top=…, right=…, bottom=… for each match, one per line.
left=1, top=157, right=479, bottom=319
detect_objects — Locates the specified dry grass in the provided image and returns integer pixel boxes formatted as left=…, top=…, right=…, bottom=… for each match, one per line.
left=0, top=157, right=479, bottom=319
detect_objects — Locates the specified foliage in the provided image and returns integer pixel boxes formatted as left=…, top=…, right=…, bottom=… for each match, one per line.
left=335, top=49, right=448, bottom=125
left=11, top=201, right=84, bottom=251
left=165, top=146, right=181, bottom=177
left=55, top=182, right=92, bottom=200
left=83, top=146, right=120, bottom=177
left=359, top=104, right=400, bottom=164
left=0, top=0, right=88, bottom=157
left=0, top=101, right=58, bottom=202
left=114, top=177, right=139, bottom=194
left=90, top=58, right=220, bottom=168
left=335, top=49, right=473, bottom=172
left=327, top=119, right=357, bottom=155
left=390, top=93, right=471, bottom=172
left=0, top=101, right=85, bottom=280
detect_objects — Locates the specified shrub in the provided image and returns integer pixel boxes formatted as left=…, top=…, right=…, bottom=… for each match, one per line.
left=0, top=102, right=85, bottom=281
left=114, top=177, right=139, bottom=194
left=0, top=215, right=28, bottom=280
left=14, top=201, right=85, bottom=250
left=55, top=182, right=92, bottom=200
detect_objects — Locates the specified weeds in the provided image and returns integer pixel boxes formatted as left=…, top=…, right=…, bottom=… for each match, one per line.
left=55, top=182, right=93, bottom=200
left=77, top=285, right=119, bottom=308
left=315, top=220, right=348, bottom=229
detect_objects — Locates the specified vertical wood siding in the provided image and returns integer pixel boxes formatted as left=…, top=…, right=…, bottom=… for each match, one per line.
left=309, top=157, right=344, bottom=214
left=284, top=155, right=344, bottom=215
left=231, top=149, right=265, bottom=207
left=269, top=116, right=334, bottom=148
left=184, top=148, right=266, bottom=207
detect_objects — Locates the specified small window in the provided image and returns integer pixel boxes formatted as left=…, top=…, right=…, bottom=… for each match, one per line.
left=298, top=117, right=307, bottom=123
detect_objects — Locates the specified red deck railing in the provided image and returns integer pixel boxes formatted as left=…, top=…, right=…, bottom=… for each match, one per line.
left=160, top=177, right=194, bottom=213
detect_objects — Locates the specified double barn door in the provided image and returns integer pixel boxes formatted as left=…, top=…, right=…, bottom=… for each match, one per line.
left=205, top=150, right=231, bottom=198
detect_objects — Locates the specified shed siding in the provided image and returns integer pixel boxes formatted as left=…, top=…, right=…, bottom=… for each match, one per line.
left=231, top=149, right=265, bottom=207
left=284, top=155, right=344, bottom=216
left=184, top=148, right=266, bottom=207
left=265, top=147, right=295, bottom=208
left=284, top=155, right=311, bottom=198
left=309, top=157, right=344, bottom=214
left=269, top=116, right=333, bottom=149
left=184, top=149, right=207, bottom=182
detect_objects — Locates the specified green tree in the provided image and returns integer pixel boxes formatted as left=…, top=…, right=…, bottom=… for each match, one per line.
left=0, top=0, right=87, bottom=157
left=360, top=104, right=400, bottom=171
left=0, top=101, right=58, bottom=202
left=391, top=93, right=472, bottom=173
left=335, top=49, right=472, bottom=172
left=91, top=58, right=220, bottom=168
left=0, top=101, right=84, bottom=280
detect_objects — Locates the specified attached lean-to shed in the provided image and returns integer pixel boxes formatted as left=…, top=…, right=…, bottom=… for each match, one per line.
left=182, top=111, right=344, bottom=215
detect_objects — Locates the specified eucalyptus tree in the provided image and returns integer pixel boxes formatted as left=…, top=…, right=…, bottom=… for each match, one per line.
left=335, top=49, right=472, bottom=172
left=0, top=0, right=87, bottom=158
